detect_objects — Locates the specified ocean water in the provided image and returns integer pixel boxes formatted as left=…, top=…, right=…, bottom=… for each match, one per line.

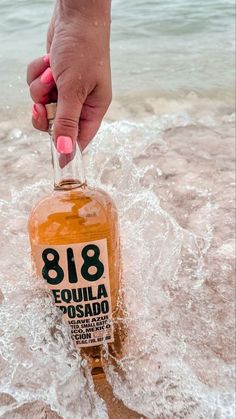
left=0, top=0, right=235, bottom=105
left=0, top=1, right=235, bottom=418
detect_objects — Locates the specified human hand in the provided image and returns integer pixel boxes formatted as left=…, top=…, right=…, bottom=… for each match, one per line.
left=27, top=0, right=112, bottom=152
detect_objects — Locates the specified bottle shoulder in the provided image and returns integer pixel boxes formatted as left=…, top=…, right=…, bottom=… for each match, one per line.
left=28, top=185, right=119, bottom=245
left=28, top=185, right=118, bottom=228
left=30, top=186, right=116, bottom=212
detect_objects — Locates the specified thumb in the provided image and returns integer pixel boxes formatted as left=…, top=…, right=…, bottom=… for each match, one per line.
left=53, top=88, right=83, bottom=154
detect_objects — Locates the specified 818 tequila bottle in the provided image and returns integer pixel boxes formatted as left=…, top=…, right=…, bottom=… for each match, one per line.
left=28, top=103, right=122, bottom=375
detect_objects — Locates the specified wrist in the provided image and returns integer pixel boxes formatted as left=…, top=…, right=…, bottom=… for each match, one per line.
left=58, top=0, right=111, bottom=22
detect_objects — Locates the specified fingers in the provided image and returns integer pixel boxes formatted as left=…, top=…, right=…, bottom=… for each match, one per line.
left=79, top=85, right=112, bottom=149
left=53, top=87, right=84, bottom=151
left=29, top=67, right=55, bottom=105
left=27, top=55, right=50, bottom=85
left=31, top=103, right=48, bottom=131
left=79, top=116, right=102, bottom=150
left=27, top=54, right=112, bottom=153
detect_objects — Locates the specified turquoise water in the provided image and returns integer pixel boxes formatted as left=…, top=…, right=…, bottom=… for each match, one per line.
left=0, top=0, right=235, bottom=106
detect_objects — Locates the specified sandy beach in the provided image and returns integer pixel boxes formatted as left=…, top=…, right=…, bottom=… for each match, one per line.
left=0, top=93, right=235, bottom=417
left=0, top=376, right=142, bottom=418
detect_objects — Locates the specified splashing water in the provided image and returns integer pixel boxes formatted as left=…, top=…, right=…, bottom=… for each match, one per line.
left=0, top=100, right=235, bottom=417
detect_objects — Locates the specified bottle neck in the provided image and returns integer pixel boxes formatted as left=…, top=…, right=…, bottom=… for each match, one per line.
left=48, top=120, right=86, bottom=191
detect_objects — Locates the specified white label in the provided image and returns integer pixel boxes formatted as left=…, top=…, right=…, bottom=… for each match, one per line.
left=34, top=239, right=114, bottom=347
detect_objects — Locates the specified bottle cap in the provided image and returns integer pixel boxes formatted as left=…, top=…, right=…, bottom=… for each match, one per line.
left=45, top=103, right=57, bottom=120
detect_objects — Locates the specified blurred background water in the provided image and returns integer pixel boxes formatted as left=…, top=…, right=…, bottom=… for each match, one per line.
left=0, top=0, right=235, bottom=107
left=0, top=1, right=235, bottom=418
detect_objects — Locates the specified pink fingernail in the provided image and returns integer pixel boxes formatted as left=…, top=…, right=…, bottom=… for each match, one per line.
left=41, top=67, right=54, bottom=84
left=57, top=136, right=73, bottom=154
left=43, top=54, right=50, bottom=64
left=32, top=104, right=39, bottom=120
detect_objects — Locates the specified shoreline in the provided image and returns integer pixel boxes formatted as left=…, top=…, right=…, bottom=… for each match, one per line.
left=0, top=88, right=235, bottom=418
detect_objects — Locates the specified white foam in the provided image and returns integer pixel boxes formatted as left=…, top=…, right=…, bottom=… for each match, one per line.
left=0, top=109, right=235, bottom=417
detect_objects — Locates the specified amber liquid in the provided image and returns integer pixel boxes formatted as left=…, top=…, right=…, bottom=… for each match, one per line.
left=28, top=183, right=122, bottom=375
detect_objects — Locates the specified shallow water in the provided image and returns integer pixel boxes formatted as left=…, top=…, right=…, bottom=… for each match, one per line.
left=0, top=0, right=235, bottom=418
left=0, top=0, right=235, bottom=106
left=0, top=98, right=235, bottom=417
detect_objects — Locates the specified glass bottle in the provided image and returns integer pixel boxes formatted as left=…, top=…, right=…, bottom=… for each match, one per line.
left=28, top=103, right=122, bottom=375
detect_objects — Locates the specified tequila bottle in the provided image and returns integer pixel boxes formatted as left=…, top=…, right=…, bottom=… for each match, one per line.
left=28, top=103, right=122, bottom=375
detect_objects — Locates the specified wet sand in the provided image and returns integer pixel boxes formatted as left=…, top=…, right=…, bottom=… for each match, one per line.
left=94, top=376, right=142, bottom=419
left=0, top=96, right=235, bottom=417
left=0, top=379, right=142, bottom=418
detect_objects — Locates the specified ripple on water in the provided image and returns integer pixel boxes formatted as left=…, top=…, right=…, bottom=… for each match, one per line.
left=0, top=109, right=235, bottom=417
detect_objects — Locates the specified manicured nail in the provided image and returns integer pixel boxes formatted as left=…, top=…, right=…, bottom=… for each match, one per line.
left=43, top=54, right=50, bottom=64
left=57, top=136, right=73, bottom=154
left=32, top=104, right=40, bottom=120
left=40, top=67, right=54, bottom=84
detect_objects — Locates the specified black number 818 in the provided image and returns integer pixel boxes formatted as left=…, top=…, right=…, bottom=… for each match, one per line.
left=42, top=244, right=104, bottom=285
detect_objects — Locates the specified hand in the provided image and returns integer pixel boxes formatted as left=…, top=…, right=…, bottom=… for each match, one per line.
left=27, top=0, right=112, bottom=151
